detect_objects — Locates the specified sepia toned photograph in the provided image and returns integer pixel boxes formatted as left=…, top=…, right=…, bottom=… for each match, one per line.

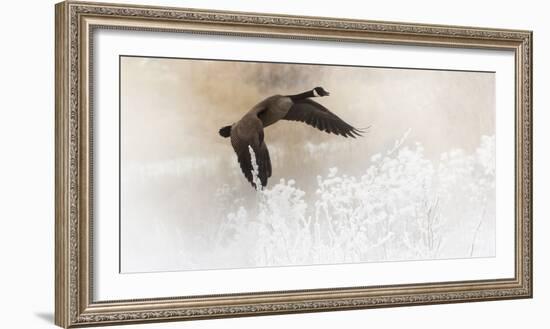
left=120, top=56, right=496, bottom=273
left=54, top=4, right=533, bottom=327
left=53, top=3, right=534, bottom=327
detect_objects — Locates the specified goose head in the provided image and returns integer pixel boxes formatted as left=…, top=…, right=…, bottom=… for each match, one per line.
left=312, top=86, right=330, bottom=97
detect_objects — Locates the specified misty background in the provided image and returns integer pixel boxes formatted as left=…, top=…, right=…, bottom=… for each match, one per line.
left=120, top=56, right=495, bottom=273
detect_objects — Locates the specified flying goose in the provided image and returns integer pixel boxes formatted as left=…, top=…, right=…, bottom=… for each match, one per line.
left=219, top=87, right=364, bottom=188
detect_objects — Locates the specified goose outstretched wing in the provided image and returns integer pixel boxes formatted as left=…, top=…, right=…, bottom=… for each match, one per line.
left=283, top=99, right=363, bottom=138
left=230, top=116, right=272, bottom=188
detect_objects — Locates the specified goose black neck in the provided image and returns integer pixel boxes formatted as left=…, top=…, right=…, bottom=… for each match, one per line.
left=288, top=90, right=315, bottom=101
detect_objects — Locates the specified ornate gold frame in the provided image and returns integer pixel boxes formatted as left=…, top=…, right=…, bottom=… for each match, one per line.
left=55, top=1, right=533, bottom=327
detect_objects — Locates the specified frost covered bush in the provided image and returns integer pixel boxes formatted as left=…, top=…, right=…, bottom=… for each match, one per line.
left=211, top=132, right=496, bottom=268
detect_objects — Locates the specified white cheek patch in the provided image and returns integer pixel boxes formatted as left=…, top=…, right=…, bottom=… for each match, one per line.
left=312, top=89, right=319, bottom=97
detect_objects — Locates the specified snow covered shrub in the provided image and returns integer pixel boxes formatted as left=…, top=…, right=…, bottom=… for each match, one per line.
left=212, top=132, right=496, bottom=269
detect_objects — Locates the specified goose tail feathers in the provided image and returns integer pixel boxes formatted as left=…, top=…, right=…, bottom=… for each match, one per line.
left=219, top=125, right=232, bottom=138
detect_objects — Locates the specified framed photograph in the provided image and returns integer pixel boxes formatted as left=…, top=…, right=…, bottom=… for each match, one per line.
left=55, top=1, right=532, bottom=327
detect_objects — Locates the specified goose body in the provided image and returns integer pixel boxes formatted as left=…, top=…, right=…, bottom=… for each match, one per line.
left=219, top=87, right=363, bottom=189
